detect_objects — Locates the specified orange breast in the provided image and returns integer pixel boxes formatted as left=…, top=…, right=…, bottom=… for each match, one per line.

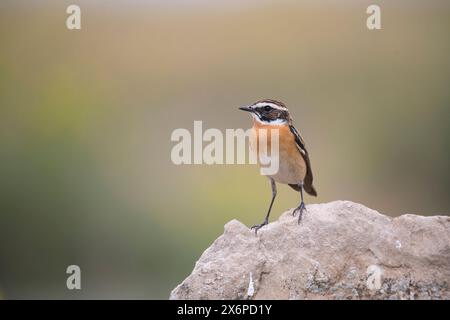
left=252, top=121, right=307, bottom=184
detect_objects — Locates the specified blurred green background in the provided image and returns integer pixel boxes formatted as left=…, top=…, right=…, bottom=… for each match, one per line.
left=0, top=0, right=449, bottom=299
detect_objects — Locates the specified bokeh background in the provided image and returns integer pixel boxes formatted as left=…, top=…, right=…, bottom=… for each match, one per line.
left=0, top=0, right=449, bottom=299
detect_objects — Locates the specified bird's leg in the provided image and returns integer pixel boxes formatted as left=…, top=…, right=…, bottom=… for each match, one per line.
left=293, top=182, right=306, bottom=223
left=251, top=178, right=276, bottom=235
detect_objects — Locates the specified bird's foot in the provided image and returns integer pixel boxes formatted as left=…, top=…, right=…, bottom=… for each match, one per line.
left=250, top=219, right=268, bottom=235
left=292, top=202, right=306, bottom=224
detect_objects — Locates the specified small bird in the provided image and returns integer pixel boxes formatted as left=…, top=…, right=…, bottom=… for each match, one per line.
left=239, top=99, right=317, bottom=233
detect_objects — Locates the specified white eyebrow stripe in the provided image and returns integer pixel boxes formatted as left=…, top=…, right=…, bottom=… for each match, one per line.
left=253, top=102, right=287, bottom=111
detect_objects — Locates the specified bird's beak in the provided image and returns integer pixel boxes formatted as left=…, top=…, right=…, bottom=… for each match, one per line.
left=239, top=105, right=253, bottom=113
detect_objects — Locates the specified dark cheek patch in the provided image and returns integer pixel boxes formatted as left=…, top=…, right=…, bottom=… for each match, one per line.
left=274, top=110, right=289, bottom=121
left=259, top=111, right=275, bottom=122
left=269, top=110, right=279, bottom=120
left=257, top=108, right=288, bottom=122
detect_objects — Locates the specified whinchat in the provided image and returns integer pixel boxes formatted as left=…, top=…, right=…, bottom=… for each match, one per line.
left=239, top=99, right=317, bottom=234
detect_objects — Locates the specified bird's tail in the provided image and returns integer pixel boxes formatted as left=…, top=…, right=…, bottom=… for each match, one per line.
left=304, top=184, right=317, bottom=197
left=288, top=183, right=317, bottom=197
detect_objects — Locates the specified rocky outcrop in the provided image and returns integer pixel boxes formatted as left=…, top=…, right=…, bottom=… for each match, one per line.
left=170, top=201, right=450, bottom=300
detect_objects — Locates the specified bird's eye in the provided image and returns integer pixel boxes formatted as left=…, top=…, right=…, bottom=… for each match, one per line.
left=264, top=105, right=271, bottom=111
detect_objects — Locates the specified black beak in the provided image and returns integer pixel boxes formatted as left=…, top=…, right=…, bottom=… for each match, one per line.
left=239, top=106, right=253, bottom=113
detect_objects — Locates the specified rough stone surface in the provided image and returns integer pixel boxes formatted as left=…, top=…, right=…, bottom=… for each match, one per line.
left=170, top=201, right=450, bottom=300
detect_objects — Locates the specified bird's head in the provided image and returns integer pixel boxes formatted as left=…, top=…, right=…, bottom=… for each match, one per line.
left=239, top=99, right=291, bottom=125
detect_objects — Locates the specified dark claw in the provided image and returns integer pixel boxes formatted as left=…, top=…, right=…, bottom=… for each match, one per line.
left=293, top=202, right=306, bottom=224
left=250, top=219, right=268, bottom=235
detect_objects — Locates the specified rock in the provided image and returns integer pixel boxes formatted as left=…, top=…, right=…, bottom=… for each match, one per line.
left=169, top=201, right=450, bottom=300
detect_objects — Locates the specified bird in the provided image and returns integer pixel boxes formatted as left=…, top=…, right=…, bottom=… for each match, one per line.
left=239, top=99, right=317, bottom=234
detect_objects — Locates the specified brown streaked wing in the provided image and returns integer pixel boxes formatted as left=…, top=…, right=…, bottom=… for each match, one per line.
left=288, top=125, right=317, bottom=196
